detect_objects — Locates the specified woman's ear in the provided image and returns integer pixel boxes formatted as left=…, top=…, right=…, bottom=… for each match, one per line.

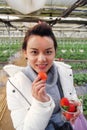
left=22, top=49, right=27, bottom=59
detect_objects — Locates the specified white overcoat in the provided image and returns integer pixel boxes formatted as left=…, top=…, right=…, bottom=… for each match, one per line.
left=4, top=61, right=78, bottom=130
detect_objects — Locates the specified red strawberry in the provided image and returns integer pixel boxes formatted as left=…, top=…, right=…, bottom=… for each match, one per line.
left=60, top=98, right=70, bottom=111
left=64, top=112, right=73, bottom=121
left=68, top=103, right=76, bottom=112
left=38, top=72, right=47, bottom=80
left=60, top=97, right=70, bottom=108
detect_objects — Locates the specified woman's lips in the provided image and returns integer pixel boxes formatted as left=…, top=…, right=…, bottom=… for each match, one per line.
left=37, top=64, right=47, bottom=69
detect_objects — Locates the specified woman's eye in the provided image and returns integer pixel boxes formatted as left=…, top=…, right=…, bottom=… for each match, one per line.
left=31, top=51, right=38, bottom=55
left=46, top=51, right=52, bottom=55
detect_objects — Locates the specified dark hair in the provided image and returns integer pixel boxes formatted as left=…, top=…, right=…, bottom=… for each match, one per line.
left=22, top=23, right=57, bottom=51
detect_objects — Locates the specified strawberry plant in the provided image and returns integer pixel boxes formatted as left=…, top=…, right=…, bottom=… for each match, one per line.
left=73, top=73, right=87, bottom=86
left=83, top=94, right=87, bottom=115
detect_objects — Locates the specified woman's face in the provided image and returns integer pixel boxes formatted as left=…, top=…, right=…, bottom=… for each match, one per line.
left=24, top=35, right=56, bottom=73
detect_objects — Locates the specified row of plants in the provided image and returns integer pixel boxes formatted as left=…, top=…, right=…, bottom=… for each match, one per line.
left=56, top=42, right=87, bottom=60
left=73, top=73, right=87, bottom=86
left=83, top=94, right=87, bottom=115
left=0, top=41, right=87, bottom=62
left=0, top=42, right=21, bottom=62
left=69, top=62, right=87, bottom=70
left=78, top=94, right=87, bottom=116
left=69, top=62, right=87, bottom=86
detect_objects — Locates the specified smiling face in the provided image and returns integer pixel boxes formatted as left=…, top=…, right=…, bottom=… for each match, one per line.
left=24, top=35, right=56, bottom=73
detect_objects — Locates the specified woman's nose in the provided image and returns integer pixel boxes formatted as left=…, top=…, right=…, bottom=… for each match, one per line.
left=38, top=54, right=46, bottom=61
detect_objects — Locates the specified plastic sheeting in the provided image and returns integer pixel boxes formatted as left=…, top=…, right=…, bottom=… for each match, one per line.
left=6, top=0, right=78, bottom=14
left=74, top=114, right=87, bottom=130
left=6, top=0, right=46, bottom=14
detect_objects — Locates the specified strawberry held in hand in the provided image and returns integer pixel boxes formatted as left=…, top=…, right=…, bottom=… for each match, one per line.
left=38, top=72, right=47, bottom=80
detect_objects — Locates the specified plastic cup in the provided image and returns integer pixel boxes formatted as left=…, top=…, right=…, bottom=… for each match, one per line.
left=61, top=107, right=76, bottom=121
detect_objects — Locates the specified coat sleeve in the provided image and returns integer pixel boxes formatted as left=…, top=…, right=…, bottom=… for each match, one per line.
left=6, top=78, right=55, bottom=130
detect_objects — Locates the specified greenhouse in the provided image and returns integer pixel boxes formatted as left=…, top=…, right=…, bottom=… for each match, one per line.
left=0, top=0, right=87, bottom=130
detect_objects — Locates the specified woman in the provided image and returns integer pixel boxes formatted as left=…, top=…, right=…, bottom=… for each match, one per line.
left=5, top=23, right=81, bottom=130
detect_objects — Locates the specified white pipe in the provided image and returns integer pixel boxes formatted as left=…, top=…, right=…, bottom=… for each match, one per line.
left=46, top=0, right=77, bottom=6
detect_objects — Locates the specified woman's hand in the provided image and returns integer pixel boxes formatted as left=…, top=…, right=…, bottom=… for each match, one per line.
left=70, top=101, right=81, bottom=124
left=32, top=75, right=50, bottom=102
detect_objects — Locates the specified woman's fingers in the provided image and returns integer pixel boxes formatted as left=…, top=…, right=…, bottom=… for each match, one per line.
left=32, top=82, right=45, bottom=96
left=32, top=76, right=49, bottom=102
left=70, top=108, right=81, bottom=124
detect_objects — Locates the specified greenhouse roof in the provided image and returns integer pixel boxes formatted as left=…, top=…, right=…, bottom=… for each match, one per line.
left=0, top=0, right=87, bottom=30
